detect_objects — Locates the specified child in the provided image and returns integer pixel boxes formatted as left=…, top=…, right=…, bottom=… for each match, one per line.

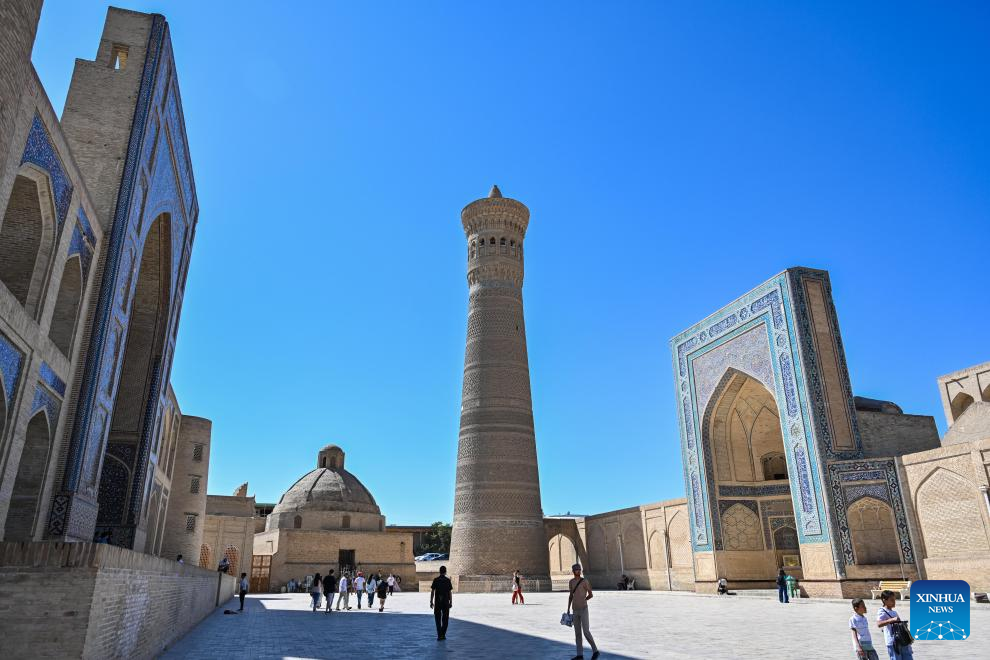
left=877, top=590, right=913, bottom=660
left=849, top=598, right=878, bottom=659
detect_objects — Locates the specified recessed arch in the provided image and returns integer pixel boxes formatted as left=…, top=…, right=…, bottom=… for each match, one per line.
left=847, top=497, right=900, bottom=564
left=4, top=411, right=53, bottom=541
left=622, top=523, right=647, bottom=569
left=98, top=213, right=172, bottom=544
left=48, top=255, right=83, bottom=356
left=949, top=392, right=974, bottom=421
left=0, top=171, right=58, bottom=316
left=666, top=511, right=692, bottom=568
left=915, top=468, right=989, bottom=557
left=293, top=515, right=302, bottom=529
left=720, top=503, right=762, bottom=551
left=199, top=543, right=212, bottom=568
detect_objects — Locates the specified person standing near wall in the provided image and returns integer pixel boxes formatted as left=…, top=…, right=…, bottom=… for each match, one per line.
left=568, top=563, right=599, bottom=660
left=776, top=569, right=789, bottom=604
left=238, top=573, right=248, bottom=612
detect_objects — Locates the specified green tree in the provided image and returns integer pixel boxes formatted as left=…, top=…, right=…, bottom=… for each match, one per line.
left=417, top=521, right=452, bottom=554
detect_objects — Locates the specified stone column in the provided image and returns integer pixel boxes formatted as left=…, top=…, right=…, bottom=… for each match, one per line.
left=449, top=186, right=550, bottom=592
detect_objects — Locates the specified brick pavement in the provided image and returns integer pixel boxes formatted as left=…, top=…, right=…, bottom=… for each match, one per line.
left=162, top=590, right=989, bottom=659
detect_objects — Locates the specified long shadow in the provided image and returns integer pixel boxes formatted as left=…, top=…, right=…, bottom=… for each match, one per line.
left=163, top=594, right=639, bottom=659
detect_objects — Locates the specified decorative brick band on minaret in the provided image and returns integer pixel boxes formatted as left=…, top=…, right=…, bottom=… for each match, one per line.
left=449, top=186, right=551, bottom=592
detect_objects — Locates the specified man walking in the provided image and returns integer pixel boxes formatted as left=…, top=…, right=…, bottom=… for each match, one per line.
left=336, top=573, right=351, bottom=610
left=324, top=569, right=337, bottom=613
left=430, top=565, right=453, bottom=641
left=354, top=571, right=366, bottom=609
left=568, top=563, right=599, bottom=660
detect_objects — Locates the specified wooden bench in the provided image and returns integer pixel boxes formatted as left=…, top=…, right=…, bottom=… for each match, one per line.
left=871, top=580, right=910, bottom=600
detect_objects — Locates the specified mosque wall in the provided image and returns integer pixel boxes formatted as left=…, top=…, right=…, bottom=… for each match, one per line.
left=899, top=436, right=990, bottom=591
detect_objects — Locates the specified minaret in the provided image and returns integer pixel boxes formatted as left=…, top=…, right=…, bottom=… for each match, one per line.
left=449, top=185, right=550, bottom=592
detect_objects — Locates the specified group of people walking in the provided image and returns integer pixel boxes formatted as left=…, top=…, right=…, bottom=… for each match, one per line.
left=300, top=570, right=401, bottom=613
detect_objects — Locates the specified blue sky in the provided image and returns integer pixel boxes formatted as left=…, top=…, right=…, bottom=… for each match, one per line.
left=32, top=1, right=989, bottom=524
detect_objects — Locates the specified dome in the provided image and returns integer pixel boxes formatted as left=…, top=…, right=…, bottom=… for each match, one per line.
left=272, top=466, right=381, bottom=516
left=265, top=445, right=386, bottom=532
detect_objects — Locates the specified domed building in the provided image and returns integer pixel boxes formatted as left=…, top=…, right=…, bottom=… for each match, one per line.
left=253, top=445, right=415, bottom=591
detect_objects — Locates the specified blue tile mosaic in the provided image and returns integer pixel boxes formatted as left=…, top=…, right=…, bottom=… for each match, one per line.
left=827, top=459, right=915, bottom=565
left=0, top=332, right=24, bottom=409
left=21, top=114, right=73, bottom=231
left=31, top=383, right=61, bottom=425
left=67, top=223, right=94, bottom=281
left=39, top=362, right=66, bottom=396
left=672, top=272, right=828, bottom=552
left=719, top=484, right=791, bottom=498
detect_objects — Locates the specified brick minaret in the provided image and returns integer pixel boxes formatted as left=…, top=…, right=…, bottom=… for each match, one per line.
left=449, top=186, right=550, bottom=592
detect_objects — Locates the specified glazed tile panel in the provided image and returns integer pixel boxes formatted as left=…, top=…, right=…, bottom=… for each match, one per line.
left=671, top=271, right=831, bottom=552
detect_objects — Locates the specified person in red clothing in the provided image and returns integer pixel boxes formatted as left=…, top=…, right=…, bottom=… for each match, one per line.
left=511, top=570, right=525, bottom=604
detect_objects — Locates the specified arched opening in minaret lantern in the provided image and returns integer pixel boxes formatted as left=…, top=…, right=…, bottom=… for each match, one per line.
left=318, top=444, right=344, bottom=470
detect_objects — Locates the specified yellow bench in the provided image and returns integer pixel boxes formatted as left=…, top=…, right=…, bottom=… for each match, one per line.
left=871, top=580, right=910, bottom=600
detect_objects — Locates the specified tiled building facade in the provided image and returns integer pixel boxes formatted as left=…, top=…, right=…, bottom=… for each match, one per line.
left=0, top=2, right=208, bottom=557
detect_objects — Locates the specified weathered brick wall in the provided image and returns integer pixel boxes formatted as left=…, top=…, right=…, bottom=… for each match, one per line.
left=0, top=541, right=235, bottom=659
left=857, top=410, right=941, bottom=458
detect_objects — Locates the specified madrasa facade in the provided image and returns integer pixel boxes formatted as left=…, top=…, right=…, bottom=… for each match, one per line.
left=0, top=4, right=206, bottom=553
left=552, top=268, right=989, bottom=598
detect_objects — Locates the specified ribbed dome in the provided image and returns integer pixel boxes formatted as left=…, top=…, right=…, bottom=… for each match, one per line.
left=272, top=466, right=381, bottom=516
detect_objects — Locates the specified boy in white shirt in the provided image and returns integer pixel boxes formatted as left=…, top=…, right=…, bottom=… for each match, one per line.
left=849, top=598, right=878, bottom=659
left=877, top=590, right=913, bottom=660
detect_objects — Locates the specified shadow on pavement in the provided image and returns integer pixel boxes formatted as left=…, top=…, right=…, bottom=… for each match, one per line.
left=163, top=594, right=637, bottom=659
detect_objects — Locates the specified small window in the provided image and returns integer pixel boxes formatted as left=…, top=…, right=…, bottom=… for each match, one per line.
left=190, top=476, right=200, bottom=494
left=342, top=515, right=351, bottom=529
left=500, top=237, right=506, bottom=245
left=293, top=515, right=302, bottom=529
left=111, top=44, right=128, bottom=70
left=185, top=514, right=197, bottom=532
left=489, top=237, right=495, bottom=245
left=192, top=444, right=203, bottom=462
left=321, top=457, right=327, bottom=468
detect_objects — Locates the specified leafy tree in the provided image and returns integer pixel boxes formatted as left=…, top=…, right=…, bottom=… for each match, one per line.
left=416, top=521, right=452, bottom=554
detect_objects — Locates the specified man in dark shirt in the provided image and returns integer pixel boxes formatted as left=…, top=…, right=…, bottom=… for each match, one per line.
left=430, top=565, right=454, bottom=640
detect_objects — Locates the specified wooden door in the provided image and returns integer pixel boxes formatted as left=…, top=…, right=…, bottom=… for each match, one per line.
left=250, top=555, right=271, bottom=592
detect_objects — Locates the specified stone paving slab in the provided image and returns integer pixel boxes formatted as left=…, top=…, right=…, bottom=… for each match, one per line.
left=161, top=591, right=990, bottom=659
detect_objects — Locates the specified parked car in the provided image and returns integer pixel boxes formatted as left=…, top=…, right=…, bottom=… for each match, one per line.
left=434, top=553, right=449, bottom=561
left=416, top=553, right=442, bottom=561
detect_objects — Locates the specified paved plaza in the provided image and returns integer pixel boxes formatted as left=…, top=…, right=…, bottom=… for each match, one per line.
left=163, top=590, right=989, bottom=659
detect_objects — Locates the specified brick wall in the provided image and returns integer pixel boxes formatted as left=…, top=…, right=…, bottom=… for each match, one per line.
left=857, top=410, right=941, bottom=458
left=0, top=541, right=235, bottom=658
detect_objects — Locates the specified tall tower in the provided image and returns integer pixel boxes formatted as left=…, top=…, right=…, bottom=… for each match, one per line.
left=449, top=186, right=550, bottom=592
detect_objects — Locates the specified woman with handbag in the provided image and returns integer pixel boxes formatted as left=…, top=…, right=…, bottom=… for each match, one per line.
left=566, top=563, right=600, bottom=660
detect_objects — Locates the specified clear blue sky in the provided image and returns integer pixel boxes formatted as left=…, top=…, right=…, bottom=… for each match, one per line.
left=32, top=1, right=989, bottom=524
